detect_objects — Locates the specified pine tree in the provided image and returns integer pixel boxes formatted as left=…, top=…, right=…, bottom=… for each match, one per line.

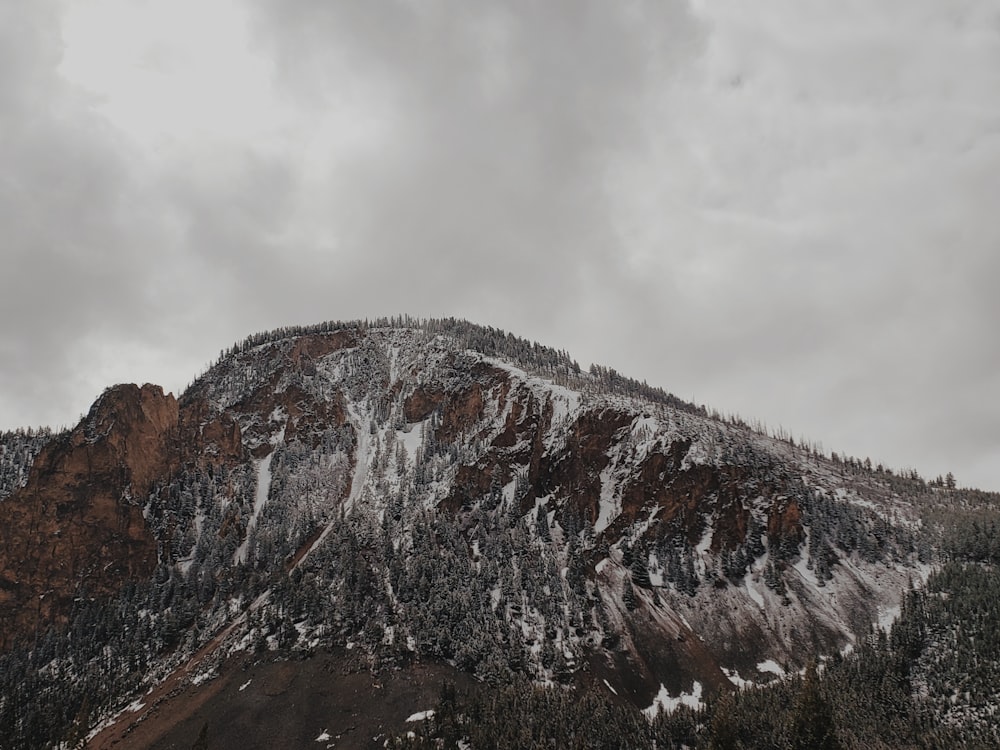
left=66, top=693, right=91, bottom=750
left=708, top=691, right=739, bottom=750
left=622, top=578, right=637, bottom=610
left=630, top=544, right=652, bottom=589
left=535, top=504, right=551, bottom=542
left=790, top=662, right=839, bottom=750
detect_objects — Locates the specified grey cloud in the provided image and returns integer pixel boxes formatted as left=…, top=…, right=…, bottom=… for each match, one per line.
left=1, top=0, right=997, bottom=492
left=0, top=3, right=148, bottom=425
left=0, top=3, right=276, bottom=427
left=244, top=0, right=700, bottom=312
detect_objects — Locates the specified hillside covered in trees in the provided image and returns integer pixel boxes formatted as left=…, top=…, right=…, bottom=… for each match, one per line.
left=0, top=318, right=996, bottom=749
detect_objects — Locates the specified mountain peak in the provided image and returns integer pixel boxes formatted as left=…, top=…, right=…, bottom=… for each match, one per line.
left=0, top=317, right=976, bottom=748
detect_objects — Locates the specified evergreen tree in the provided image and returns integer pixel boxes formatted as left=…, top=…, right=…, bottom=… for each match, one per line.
left=790, top=662, right=839, bottom=750
left=708, top=691, right=739, bottom=750
left=622, top=578, right=638, bottom=610
left=630, top=543, right=652, bottom=589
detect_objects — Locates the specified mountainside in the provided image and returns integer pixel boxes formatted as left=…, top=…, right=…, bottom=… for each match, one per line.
left=1, top=317, right=997, bottom=749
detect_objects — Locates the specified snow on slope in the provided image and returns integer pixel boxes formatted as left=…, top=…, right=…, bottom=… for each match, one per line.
left=235, top=424, right=285, bottom=565
left=644, top=682, right=704, bottom=719
left=112, top=323, right=933, bottom=712
left=294, top=400, right=370, bottom=569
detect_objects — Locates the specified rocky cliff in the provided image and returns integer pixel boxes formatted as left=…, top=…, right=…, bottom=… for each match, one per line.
left=0, top=384, right=176, bottom=648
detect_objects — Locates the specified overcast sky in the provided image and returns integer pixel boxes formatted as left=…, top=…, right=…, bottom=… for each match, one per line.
left=2, top=0, right=998, bottom=491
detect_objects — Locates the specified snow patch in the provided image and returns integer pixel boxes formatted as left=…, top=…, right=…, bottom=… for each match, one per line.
left=294, top=402, right=370, bottom=567
left=643, top=682, right=704, bottom=719
left=602, top=679, right=619, bottom=696
left=756, top=659, right=785, bottom=677
left=595, top=453, right=622, bottom=534
left=695, top=528, right=713, bottom=556
left=916, top=562, right=934, bottom=585
left=680, top=439, right=710, bottom=470
left=406, top=710, right=435, bottom=723
left=649, top=566, right=664, bottom=587
left=744, top=578, right=765, bottom=609
left=877, top=603, right=901, bottom=632
left=234, top=425, right=285, bottom=565
left=629, top=415, right=661, bottom=462
left=396, top=420, right=426, bottom=464
left=625, top=506, right=662, bottom=545
left=631, top=415, right=658, bottom=436
left=722, top=668, right=755, bottom=689
left=550, top=388, right=581, bottom=423
left=501, top=479, right=518, bottom=510
left=239, top=679, right=252, bottom=692
left=480, top=357, right=582, bottom=432
left=343, top=403, right=371, bottom=515
left=315, top=729, right=331, bottom=741
left=190, top=668, right=218, bottom=686
left=178, top=506, right=208, bottom=574
left=793, top=553, right=820, bottom=588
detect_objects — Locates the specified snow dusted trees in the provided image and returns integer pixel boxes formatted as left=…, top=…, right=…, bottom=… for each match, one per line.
left=0, top=427, right=55, bottom=501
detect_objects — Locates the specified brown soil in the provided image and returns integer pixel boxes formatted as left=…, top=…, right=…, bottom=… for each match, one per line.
left=88, top=650, right=478, bottom=750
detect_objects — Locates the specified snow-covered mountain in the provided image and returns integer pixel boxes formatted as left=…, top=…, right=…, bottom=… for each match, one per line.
left=0, top=318, right=964, bottom=748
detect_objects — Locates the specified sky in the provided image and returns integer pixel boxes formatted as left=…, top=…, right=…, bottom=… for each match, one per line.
left=1, top=0, right=998, bottom=492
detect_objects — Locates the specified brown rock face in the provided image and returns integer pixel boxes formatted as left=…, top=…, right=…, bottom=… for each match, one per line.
left=177, top=398, right=244, bottom=467
left=286, top=330, right=357, bottom=367
left=767, top=497, right=804, bottom=548
left=0, top=384, right=178, bottom=650
left=435, top=368, right=804, bottom=560
left=439, top=373, right=558, bottom=514
left=403, top=363, right=503, bottom=445
left=535, top=409, right=634, bottom=523
left=235, top=380, right=347, bottom=449
left=622, top=457, right=757, bottom=550
left=402, top=387, right=444, bottom=424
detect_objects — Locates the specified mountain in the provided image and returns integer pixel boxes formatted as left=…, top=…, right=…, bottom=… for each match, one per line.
left=0, top=317, right=997, bottom=749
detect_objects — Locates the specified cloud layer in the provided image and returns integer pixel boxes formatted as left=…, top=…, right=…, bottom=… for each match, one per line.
left=2, top=0, right=998, bottom=490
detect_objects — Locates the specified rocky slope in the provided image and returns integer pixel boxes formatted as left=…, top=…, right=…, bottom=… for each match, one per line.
left=0, top=318, right=936, bottom=747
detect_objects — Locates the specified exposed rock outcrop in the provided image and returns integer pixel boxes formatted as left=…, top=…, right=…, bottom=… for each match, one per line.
left=0, top=384, right=177, bottom=649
